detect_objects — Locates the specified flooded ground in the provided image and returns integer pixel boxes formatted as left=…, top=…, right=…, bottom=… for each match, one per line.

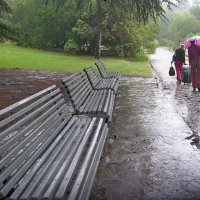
left=1, top=51, right=200, bottom=199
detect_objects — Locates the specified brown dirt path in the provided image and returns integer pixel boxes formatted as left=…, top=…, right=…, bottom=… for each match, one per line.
left=0, top=68, right=69, bottom=109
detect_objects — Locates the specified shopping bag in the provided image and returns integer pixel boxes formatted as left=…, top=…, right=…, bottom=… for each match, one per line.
left=169, top=65, right=175, bottom=76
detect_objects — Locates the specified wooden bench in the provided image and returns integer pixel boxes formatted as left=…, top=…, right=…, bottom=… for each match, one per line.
left=62, top=71, right=115, bottom=122
left=95, top=60, right=121, bottom=79
left=84, top=66, right=119, bottom=94
left=0, top=85, right=108, bottom=200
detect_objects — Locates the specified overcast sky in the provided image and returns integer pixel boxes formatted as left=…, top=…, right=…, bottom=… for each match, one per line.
left=187, top=0, right=193, bottom=5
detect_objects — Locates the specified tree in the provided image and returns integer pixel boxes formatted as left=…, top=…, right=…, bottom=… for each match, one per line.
left=0, top=0, right=12, bottom=41
left=193, top=0, right=200, bottom=6
left=46, top=0, right=185, bottom=58
left=12, top=0, right=75, bottom=48
left=0, top=0, right=12, bottom=15
left=169, top=13, right=200, bottom=43
left=157, top=11, right=200, bottom=49
left=190, top=4, right=200, bottom=20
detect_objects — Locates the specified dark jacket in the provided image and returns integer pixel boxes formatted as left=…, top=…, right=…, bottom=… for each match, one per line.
left=188, top=43, right=200, bottom=64
left=172, top=48, right=185, bottom=63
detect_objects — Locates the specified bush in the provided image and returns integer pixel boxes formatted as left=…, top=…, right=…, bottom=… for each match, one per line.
left=64, top=39, right=79, bottom=53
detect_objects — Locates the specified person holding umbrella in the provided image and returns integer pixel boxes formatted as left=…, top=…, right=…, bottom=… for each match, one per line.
left=188, top=38, right=200, bottom=91
left=171, top=44, right=186, bottom=83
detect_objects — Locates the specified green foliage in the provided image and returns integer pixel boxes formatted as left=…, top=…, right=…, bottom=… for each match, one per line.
left=64, top=39, right=79, bottom=53
left=6, top=0, right=182, bottom=57
left=103, top=18, right=159, bottom=57
left=190, top=5, right=200, bottom=20
left=0, top=0, right=12, bottom=14
left=12, top=0, right=74, bottom=49
left=55, top=0, right=182, bottom=23
left=157, top=10, right=200, bottom=49
left=0, top=0, right=13, bottom=41
left=169, top=14, right=200, bottom=41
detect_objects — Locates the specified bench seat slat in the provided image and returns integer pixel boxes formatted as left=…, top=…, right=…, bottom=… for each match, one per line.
left=0, top=101, right=68, bottom=168
left=103, top=89, right=111, bottom=114
left=0, top=98, right=66, bottom=155
left=0, top=104, right=69, bottom=181
left=107, top=92, right=115, bottom=121
left=29, top=118, right=90, bottom=200
left=1, top=109, right=72, bottom=198
left=67, top=118, right=104, bottom=200
left=98, top=90, right=107, bottom=112
left=55, top=117, right=99, bottom=200
left=43, top=117, right=94, bottom=200
left=74, top=123, right=109, bottom=200
left=10, top=116, right=80, bottom=200
left=0, top=91, right=63, bottom=140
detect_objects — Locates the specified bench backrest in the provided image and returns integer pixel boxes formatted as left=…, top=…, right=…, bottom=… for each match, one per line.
left=84, top=66, right=102, bottom=87
left=0, top=85, right=73, bottom=198
left=95, top=60, right=108, bottom=78
left=62, top=71, right=93, bottom=111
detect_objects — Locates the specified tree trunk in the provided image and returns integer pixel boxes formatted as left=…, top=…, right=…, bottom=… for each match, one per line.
left=95, top=25, right=102, bottom=58
left=95, top=0, right=102, bottom=58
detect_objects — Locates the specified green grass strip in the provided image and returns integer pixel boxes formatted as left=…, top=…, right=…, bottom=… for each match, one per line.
left=0, top=43, right=152, bottom=77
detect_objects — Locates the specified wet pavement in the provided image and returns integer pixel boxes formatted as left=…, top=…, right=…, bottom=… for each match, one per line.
left=90, top=47, right=200, bottom=199
left=90, top=78, right=200, bottom=200
left=1, top=48, right=200, bottom=199
left=150, top=47, right=200, bottom=143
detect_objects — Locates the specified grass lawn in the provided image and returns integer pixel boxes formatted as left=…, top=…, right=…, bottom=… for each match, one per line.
left=0, top=43, right=152, bottom=77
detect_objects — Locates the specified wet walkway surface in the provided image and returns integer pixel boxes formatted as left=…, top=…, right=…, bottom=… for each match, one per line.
left=150, top=47, right=200, bottom=144
left=1, top=48, right=200, bottom=199
left=91, top=77, right=200, bottom=200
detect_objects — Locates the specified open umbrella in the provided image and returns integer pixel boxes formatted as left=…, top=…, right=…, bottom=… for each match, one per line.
left=184, top=36, right=200, bottom=47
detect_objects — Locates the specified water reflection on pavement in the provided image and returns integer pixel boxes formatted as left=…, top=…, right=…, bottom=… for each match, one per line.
left=91, top=77, right=200, bottom=200
left=91, top=47, right=200, bottom=199
left=150, top=47, right=200, bottom=147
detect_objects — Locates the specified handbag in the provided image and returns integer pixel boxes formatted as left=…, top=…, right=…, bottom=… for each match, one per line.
left=169, top=64, right=175, bottom=76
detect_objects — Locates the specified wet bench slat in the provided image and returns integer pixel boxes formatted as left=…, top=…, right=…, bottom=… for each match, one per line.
left=84, top=66, right=119, bottom=94
left=62, top=71, right=115, bottom=122
left=95, top=60, right=121, bottom=79
left=0, top=85, right=108, bottom=200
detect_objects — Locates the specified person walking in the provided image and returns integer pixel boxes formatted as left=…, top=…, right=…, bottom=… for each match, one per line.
left=188, top=39, right=200, bottom=91
left=171, top=44, right=186, bottom=83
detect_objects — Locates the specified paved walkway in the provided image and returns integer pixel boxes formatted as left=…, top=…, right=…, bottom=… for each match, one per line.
left=90, top=48, right=200, bottom=200
left=150, top=47, right=200, bottom=141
